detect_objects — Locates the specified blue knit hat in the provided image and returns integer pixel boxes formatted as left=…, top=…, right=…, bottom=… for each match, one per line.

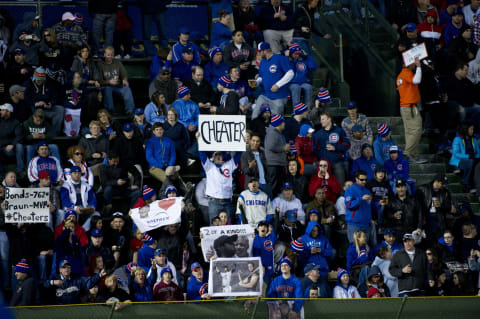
left=337, top=268, right=349, bottom=281
left=209, top=46, right=222, bottom=59
left=288, top=43, right=302, bottom=55
left=279, top=257, right=293, bottom=269
left=36, top=140, right=48, bottom=150
left=271, top=114, right=284, bottom=127
left=70, top=165, right=81, bottom=173
left=143, top=185, right=156, bottom=200
left=143, top=234, right=155, bottom=245
left=14, top=259, right=30, bottom=274
left=217, top=75, right=233, bottom=89
left=165, top=185, right=178, bottom=198
left=377, top=124, right=391, bottom=138
left=316, top=88, right=331, bottom=103
left=290, top=238, right=304, bottom=253
left=293, top=102, right=307, bottom=115
left=259, top=104, right=271, bottom=115
left=64, top=209, right=78, bottom=221
left=177, top=86, right=190, bottom=98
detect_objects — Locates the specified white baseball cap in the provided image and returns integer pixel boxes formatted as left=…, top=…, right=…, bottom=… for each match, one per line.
left=0, top=103, right=13, bottom=112
left=62, top=12, right=75, bottom=21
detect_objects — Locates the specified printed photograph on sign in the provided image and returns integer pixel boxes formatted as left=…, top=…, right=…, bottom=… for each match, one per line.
left=4, top=187, right=50, bottom=223
left=130, top=197, right=183, bottom=233
left=198, top=115, right=247, bottom=151
left=200, top=224, right=255, bottom=262
left=401, top=42, right=428, bottom=67
left=208, top=257, right=262, bottom=297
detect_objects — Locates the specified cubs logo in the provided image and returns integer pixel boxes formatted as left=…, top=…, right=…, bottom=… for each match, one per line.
left=296, top=62, right=306, bottom=72
left=283, top=291, right=289, bottom=297
left=222, top=168, right=230, bottom=178
left=269, top=65, right=277, bottom=73
left=397, top=164, right=403, bottom=171
left=346, top=196, right=351, bottom=201
left=328, top=133, right=339, bottom=143
left=264, top=240, right=274, bottom=251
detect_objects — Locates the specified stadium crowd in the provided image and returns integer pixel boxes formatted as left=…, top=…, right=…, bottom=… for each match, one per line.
left=0, top=0, right=479, bottom=314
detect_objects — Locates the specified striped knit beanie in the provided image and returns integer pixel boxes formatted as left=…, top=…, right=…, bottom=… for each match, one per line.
left=377, top=123, right=391, bottom=138
left=316, top=88, right=331, bottom=103
left=271, top=114, right=285, bottom=127
left=177, top=86, right=190, bottom=99
left=293, top=102, right=307, bottom=115
left=143, top=185, right=155, bottom=200
left=15, top=259, right=30, bottom=274
left=288, top=43, right=302, bottom=54
left=290, top=238, right=304, bottom=253
left=33, top=67, right=46, bottom=81
left=217, top=75, right=233, bottom=89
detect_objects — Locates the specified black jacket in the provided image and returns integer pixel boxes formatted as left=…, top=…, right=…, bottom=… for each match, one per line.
left=88, top=0, right=118, bottom=15
left=292, top=5, right=323, bottom=39
left=384, top=194, right=423, bottom=236
left=184, top=78, right=216, bottom=107
left=0, top=116, right=24, bottom=147
left=387, top=0, right=417, bottom=28
left=277, top=220, right=305, bottom=245
left=111, top=134, right=146, bottom=168
left=415, top=183, right=452, bottom=233
left=10, top=277, right=36, bottom=306
left=285, top=172, right=309, bottom=203
left=217, top=91, right=240, bottom=115
left=240, top=148, right=268, bottom=188
left=99, top=162, right=141, bottom=189
left=79, top=134, right=109, bottom=166
left=249, top=116, right=270, bottom=143
left=389, top=247, right=433, bottom=293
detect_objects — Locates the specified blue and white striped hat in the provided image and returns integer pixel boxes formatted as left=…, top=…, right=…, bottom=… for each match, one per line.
left=177, top=86, right=190, bottom=98
left=293, top=102, right=307, bottom=115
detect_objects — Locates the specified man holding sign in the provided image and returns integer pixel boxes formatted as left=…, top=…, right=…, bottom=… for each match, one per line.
left=396, top=58, right=428, bottom=165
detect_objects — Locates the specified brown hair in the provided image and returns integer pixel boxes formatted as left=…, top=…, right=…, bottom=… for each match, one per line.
left=152, top=91, right=168, bottom=116
left=97, top=109, right=112, bottom=129
left=167, top=108, right=178, bottom=121
left=67, top=145, right=86, bottom=160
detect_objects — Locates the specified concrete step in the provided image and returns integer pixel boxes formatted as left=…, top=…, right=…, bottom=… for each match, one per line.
left=368, top=116, right=403, bottom=127
left=409, top=163, right=446, bottom=174
left=410, top=173, right=461, bottom=185
left=398, top=143, right=432, bottom=154
left=452, top=193, right=478, bottom=203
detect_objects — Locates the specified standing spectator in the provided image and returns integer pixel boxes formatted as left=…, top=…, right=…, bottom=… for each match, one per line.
left=272, top=182, right=305, bottom=223
left=8, top=85, right=31, bottom=124
left=169, top=28, right=201, bottom=65
left=445, top=63, right=480, bottom=123
left=373, top=124, right=396, bottom=166
left=153, top=268, right=183, bottom=301
left=171, top=86, right=200, bottom=138
left=233, top=0, right=262, bottom=46
left=292, top=0, right=330, bottom=55
left=88, top=0, right=118, bottom=57
left=308, top=159, right=341, bottom=203
left=305, top=188, right=338, bottom=239
left=255, top=42, right=294, bottom=116
left=9, top=30, right=46, bottom=67
left=443, top=8, right=464, bottom=47
left=204, top=47, right=229, bottom=89
left=249, top=104, right=271, bottom=143
left=148, top=66, right=177, bottom=103
left=137, top=0, right=169, bottom=56
left=267, top=258, right=303, bottom=316
left=223, top=31, right=254, bottom=80
left=309, top=88, right=331, bottom=130
left=210, top=10, right=233, bottom=49
left=10, top=260, right=36, bottom=306
left=24, top=67, right=64, bottom=135
left=253, top=220, right=276, bottom=280
left=0, top=103, right=25, bottom=176
left=52, top=12, right=87, bottom=58
left=372, top=246, right=399, bottom=296
left=387, top=0, right=416, bottom=33
left=128, top=265, right=157, bottom=301
left=28, top=141, right=63, bottom=186
left=351, top=143, right=378, bottom=180
left=184, top=66, right=217, bottom=115
left=97, top=47, right=135, bottom=116
left=186, top=262, right=210, bottom=300
left=463, top=0, right=480, bottom=26
left=341, top=101, right=374, bottom=145
left=63, top=72, right=88, bottom=137
left=145, top=122, right=177, bottom=183
left=163, top=108, right=191, bottom=168
left=285, top=159, right=309, bottom=203
left=288, top=43, right=318, bottom=107
left=265, top=114, right=290, bottom=196
left=113, top=3, right=133, bottom=59
left=112, top=122, right=146, bottom=180
left=96, top=275, right=132, bottom=308
left=171, top=47, right=199, bottom=84
left=440, top=0, right=459, bottom=26
left=240, top=134, right=269, bottom=191
left=345, top=170, right=373, bottom=243
left=259, top=0, right=294, bottom=54
left=236, top=177, right=274, bottom=227
left=6, top=48, right=32, bottom=89
left=389, top=233, right=434, bottom=296
left=284, top=102, right=312, bottom=144
left=366, top=165, right=392, bottom=229
left=447, top=25, right=476, bottom=67
left=384, top=145, right=411, bottom=186
left=301, top=263, right=331, bottom=298
left=12, top=12, right=40, bottom=43
left=313, top=112, right=350, bottom=185
left=396, top=58, right=427, bottom=164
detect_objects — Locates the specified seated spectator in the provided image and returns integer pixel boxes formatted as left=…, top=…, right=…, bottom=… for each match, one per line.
left=97, top=109, right=122, bottom=141
left=163, top=108, right=190, bottom=167
left=385, top=146, right=413, bottom=192
left=467, top=249, right=480, bottom=295
left=148, top=66, right=177, bottom=103
left=99, top=151, right=142, bottom=210
left=348, top=127, right=370, bottom=162
left=446, top=63, right=480, bottom=123
left=259, top=0, right=294, bottom=54
left=52, top=12, right=87, bottom=61
left=213, top=75, right=242, bottom=115
left=128, top=266, right=156, bottom=301
left=145, top=91, right=168, bottom=125
left=229, top=62, right=254, bottom=101
left=373, top=124, right=395, bottom=166
left=80, top=89, right=103, bottom=134
left=254, top=42, right=293, bottom=116
left=301, top=263, right=331, bottom=298
left=170, top=27, right=201, bottom=65
left=12, top=12, right=41, bottom=45
left=306, top=188, right=338, bottom=239
left=447, top=25, right=476, bottom=67
left=211, top=10, right=233, bottom=49
left=97, top=46, right=134, bottom=116
left=8, top=84, right=32, bottom=124
left=203, top=47, right=229, bottom=89
left=153, top=268, right=183, bottom=301
left=461, top=224, right=480, bottom=262
left=132, top=108, right=153, bottom=141
left=341, top=101, right=374, bottom=145
left=40, top=28, right=70, bottom=74
left=9, top=30, right=46, bottom=67
left=288, top=43, right=318, bottom=107
left=63, top=72, right=88, bottom=136
left=63, top=145, right=93, bottom=187
left=223, top=30, right=255, bottom=79
left=187, top=262, right=210, bottom=300
left=71, top=45, right=99, bottom=87
left=28, top=141, right=63, bottom=186
left=333, top=268, right=361, bottom=298
left=60, top=165, right=99, bottom=231
left=236, top=177, right=274, bottom=227
left=185, top=66, right=217, bottom=115
left=372, top=246, right=399, bottom=297
left=10, top=260, right=36, bottom=306
left=437, top=230, right=462, bottom=263
left=351, top=144, right=378, bottom=180
left=443, top=8, right=464, bottom=47
left=309, top=159, right=341, bottom=203
left=273, top=182, right=305, bottom=223
left=24, top=67, right=64, bottom=135
left=149, top=48, right=170, bottom=83
left=96, top=274, right=132, bottom=309
left=267, top=257, right=303, bottom=315
left=284, top=102, right=312, bottom=144
left=145, top=122, right=177, bottom=183
left=113, top=122, right=145, bottom=177
left=6, top=48, right=33, bottom=87
left=172, top=46, right=199, bottom=84
left=450, top=270, right=474, bottom=296
left=84, top=229, right=115, bottom=270
left=0, top=103, right=25, bottom=175
left=249, top=104, right=271, bottom=143
left=79, top=120, right=109, bottom=176
left=285, top=159, right=309, bottom=203
left=24, top=108, right=61, bottom=164
left=294, top=124, right=316, bottom=172
left=171, top=86, right=200, bottom=136
left=44, top=259, right=104, bottom=304
left=417, top=9, right=443, bottom=57
left=313, top=112, right=350, bottom=185
left=346, top=230, right=375, bottom=277
left=358, top=265, right=391, bottom=297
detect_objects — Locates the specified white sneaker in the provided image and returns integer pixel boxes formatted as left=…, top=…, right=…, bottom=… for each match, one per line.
left=124, top=54, right=131, bottom=59
left=114, top=55, right=122, bottom=59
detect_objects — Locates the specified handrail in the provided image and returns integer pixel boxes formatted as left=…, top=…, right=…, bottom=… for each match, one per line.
left=362, top=0, right=399, bottom=41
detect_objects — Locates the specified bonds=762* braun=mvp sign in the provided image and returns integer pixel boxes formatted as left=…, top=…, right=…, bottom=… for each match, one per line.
left=4, top=187, right=50, bottom=223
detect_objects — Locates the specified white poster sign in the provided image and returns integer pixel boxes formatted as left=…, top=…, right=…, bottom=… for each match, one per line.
left=200, top=224, right=255, bottom=262
left=4, top=187, right=50, bottom=223
left=130, top=197, right=183, bottom=232
left=402, top=42, right=428, bottom=67
left=198, top=115, right=246, bottom=151
left=208, top=257, right=263, bottom=297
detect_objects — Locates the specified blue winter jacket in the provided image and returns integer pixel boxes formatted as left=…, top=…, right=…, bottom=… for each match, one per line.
left=373, top=136, right=396, bottom=166
left=374, top=240, right=402, bottom=256
left=210, top=22, right=232, bottom=48
left=345, top=182, right=372, bottom=228
left=137, top=243, right=156, bottom=272
left=204, top=60, right=229, bottom=88
left=443, top=22, right=462, bottom=47
left=172, top=60, right=198, bottom=83
left=145, top=136, right=176, bottom=169
left=171, top=41, right=201, bottom=65
left=289, top=55, right=318, bottom=84
left=267, top=273, right=303, bottom=313
left=350, top=155, right=378, bottom=180
left=384, top=152, right=410, bottom=182
left=253, top=232, right=277, bottom=277
left=449, top=134, right=480, bottom=167
left=346, top=243, right=375, bottom=272
left=187, top=272, right=209, bottom=300
left=312, top=125, right=350, bottom=165
left=128, top=269, right=156, bottom=302
left=171, top=99, right=200, bottom=128
left=298, top=221, right=333, bottom=276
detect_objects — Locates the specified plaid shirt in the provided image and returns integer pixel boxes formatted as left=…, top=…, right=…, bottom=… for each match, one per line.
left=52, top=22, right=87, bottom=47
left=474, top=19, right=480, bottom=46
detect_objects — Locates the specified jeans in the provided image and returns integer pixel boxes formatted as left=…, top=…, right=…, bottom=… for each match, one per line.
left=332, top=161, right=349, bottom=186
left=0, top=143, right=25, bottom=171
left=43, top=105, right=65, bottom=136
left=253, top=95, right=287, bottom=119
left=103, top=86, right=135, bottom=114
left=0, top=232, right=9, bottom=290
left=347, top=224, right=370, bottom=243
left=289, top=83, right=313, bottom=107
left=459, top=158, right=475, bottom=186
left=208, top=198, right=234, bottom=224
left=26, top=144, right=61, bottom=166
left=143, top=11, right=168, bottom=56
left=104, top=185, right=142, bottom=208
left=262, top=29, right=294, bottom=54
left=92, top=13, right=116, bottom=54
left=37, top=254, right=49, bottom=282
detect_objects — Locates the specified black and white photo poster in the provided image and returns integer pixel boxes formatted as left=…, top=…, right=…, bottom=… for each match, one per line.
left=208, top=257, right=263, bottom=297
left=200, top=224, right=254, bottom=262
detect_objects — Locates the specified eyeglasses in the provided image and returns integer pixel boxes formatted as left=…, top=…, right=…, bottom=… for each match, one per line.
left=74, top=152, right=83, bottom=156
left=426, top=252, right=432, bottom=255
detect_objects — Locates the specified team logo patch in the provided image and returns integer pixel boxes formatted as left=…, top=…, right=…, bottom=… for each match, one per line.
left=269, top=65, right=277, bottom=73
left=296, top=62, right=306, bottom=71
left=346, top=196, right=351, bottom=201
left=328, top=133, right=339, bottom=143
left=222, top=169, right=230, bottom=178
left=396, top=164, right=403, bottom=171
left=264, top=240, right=274, bottom=251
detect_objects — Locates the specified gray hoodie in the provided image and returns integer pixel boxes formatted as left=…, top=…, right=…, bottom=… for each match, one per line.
left=264, top=125, right=287, bottom=166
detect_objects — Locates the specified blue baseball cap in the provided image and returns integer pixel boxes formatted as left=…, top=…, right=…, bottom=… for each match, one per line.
left=282, top=182, right=293, bottom=190
left=285, top=210, right=297, bottom=222
left=70, top=165, right=81, bottom=173
left=405, top=23, right=417, bottom=32
left=351, top=124, right=364, bottom=133
left=59, top=260, right=71, bottom=268
left=154, top=248, right=167, bottom=256
left=304, top=263, right=321, bottom=274
left=384, top=228, right=394, bottom=236
left=134, top=108, right=144, bottom=115
left=191, top=262, right=202, bottom=271
left=258, top=42, right=271, bottom=51
left=91, top=228, right=104, bottom=237
left=123, top=123, right=134, bottom=132
left=161, top=267, right=173, bottom=277
left=346, top=101, right=358, bottom=109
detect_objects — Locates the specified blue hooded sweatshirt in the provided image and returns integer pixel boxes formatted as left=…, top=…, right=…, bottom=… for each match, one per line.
left=350, top=154, right=378, bottom=180
left=289, top=54, right=318, bottom=84
left=312, top=125, right=350, bottom=165
left=145, top=135, right=176, bottom=169
left=253, top=231, right=277, bottom=277
left=373, top=135, right=396, bottom=166
left=384, top=151, right=409, bottom=182
left=187, top=272, right=209, bottom=300
left=345, top=183, right=372, bottom=228
left=210, top=22, right=232, bottom=48
left=346, top=242, right=375, bottom=273
left=204, top=60, right=229, bottom=88
left=267, top=273, right=304, bottom=313
left=137, top=243, right=156, bottom=272
left=128, top=270, right=156, bottom=301
left=297, top=221, right=333, bottom=276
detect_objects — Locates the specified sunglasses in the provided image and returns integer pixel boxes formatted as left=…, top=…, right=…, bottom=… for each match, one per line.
left=358, top=178, right=367, bottom=182
left=74, top=152, right=83, bottom=156
left=426, top=252, right=432, bottom=255
left=318, top=164, right=328, bottom=167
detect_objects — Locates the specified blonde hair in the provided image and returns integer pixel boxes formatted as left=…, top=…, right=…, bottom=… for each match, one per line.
left=353, top=231, right=369, bottom=255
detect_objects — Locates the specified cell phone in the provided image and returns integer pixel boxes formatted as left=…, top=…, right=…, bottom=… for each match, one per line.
left=25, top=35, right=33, bottom=40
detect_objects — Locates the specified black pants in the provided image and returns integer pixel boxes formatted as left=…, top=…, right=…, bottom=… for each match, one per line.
left=267, top=165, right=285, bottom=197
